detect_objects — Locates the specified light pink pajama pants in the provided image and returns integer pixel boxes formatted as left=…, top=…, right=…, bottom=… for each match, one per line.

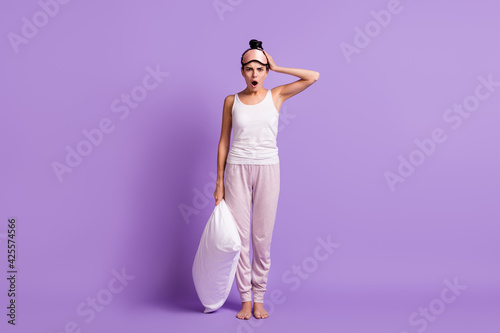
left=224, top=163, right=280, bottom=303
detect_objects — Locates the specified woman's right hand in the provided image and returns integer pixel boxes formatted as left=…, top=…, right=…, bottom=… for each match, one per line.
left=214, top=183, right=225, bottom=206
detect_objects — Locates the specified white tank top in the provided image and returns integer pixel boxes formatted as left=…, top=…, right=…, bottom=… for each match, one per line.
left=227, top=89, right=280, bottom=165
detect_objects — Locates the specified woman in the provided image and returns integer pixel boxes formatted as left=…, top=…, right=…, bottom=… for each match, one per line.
left=214, top=39, right=319, bottom=320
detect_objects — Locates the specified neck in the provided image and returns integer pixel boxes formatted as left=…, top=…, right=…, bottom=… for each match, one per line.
left=242, top=87, right=266, bottom=95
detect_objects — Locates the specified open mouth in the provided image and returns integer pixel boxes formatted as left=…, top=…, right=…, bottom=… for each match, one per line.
left=251, top=81, right=258, bottom=87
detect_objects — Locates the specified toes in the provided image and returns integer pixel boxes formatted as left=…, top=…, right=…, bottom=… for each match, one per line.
left=237, top=311, right=252, bottom=320
left=254, top=310, right=268, bottom=319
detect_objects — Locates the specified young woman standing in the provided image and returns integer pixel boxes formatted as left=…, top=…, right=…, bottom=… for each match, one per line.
left=214, top=39, right=319, bottom=320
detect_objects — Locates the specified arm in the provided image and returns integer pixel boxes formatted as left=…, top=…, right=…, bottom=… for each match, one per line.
left=263, top=50, right=320, bottom=102
left=214, top=95, right=233, bottom=204
left=274, top=66, right=319, bottom=81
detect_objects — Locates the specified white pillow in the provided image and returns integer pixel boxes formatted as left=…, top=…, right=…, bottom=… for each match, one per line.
left=192, top=198, right=241, bottom=313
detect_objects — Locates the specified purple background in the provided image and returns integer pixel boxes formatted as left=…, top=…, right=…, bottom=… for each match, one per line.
left=1, top=0, right=499, bottom=332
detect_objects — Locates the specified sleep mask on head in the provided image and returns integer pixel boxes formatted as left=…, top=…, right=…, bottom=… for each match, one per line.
left=241, top=49, right=269, bottom=67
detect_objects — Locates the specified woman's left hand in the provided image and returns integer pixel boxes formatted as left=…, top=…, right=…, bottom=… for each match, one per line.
left=263, top=50, right=278, bottom=71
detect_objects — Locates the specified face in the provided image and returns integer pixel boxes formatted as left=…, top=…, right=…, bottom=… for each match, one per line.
left=241, top=61, right=269, bottom=90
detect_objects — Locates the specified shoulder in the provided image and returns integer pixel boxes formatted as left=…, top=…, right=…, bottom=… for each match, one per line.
left=223, top=95, right=235, bottom=113
left=224, top=94, right=235, bottom=107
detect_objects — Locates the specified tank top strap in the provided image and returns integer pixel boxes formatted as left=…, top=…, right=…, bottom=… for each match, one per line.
left=264, top=89, right=272, bottom=104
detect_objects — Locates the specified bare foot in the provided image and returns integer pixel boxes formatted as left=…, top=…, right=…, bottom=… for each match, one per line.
left=236, top=301, right=252, bottom=320
left=253, top=302, right=269, bottom=319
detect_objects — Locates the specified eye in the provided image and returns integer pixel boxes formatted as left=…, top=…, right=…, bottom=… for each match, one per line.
left=258, top=68, right=263, bottom=71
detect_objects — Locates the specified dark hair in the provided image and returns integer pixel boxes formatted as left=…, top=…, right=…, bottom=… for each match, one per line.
left=241, top=39, right=269, bottom=70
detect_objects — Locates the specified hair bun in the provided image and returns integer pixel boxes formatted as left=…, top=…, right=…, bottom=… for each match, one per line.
left=249, top=39, right=263, bottom=50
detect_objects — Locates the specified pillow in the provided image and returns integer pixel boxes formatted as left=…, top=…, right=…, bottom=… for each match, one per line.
left=192, top=198, right=241, bottom=313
